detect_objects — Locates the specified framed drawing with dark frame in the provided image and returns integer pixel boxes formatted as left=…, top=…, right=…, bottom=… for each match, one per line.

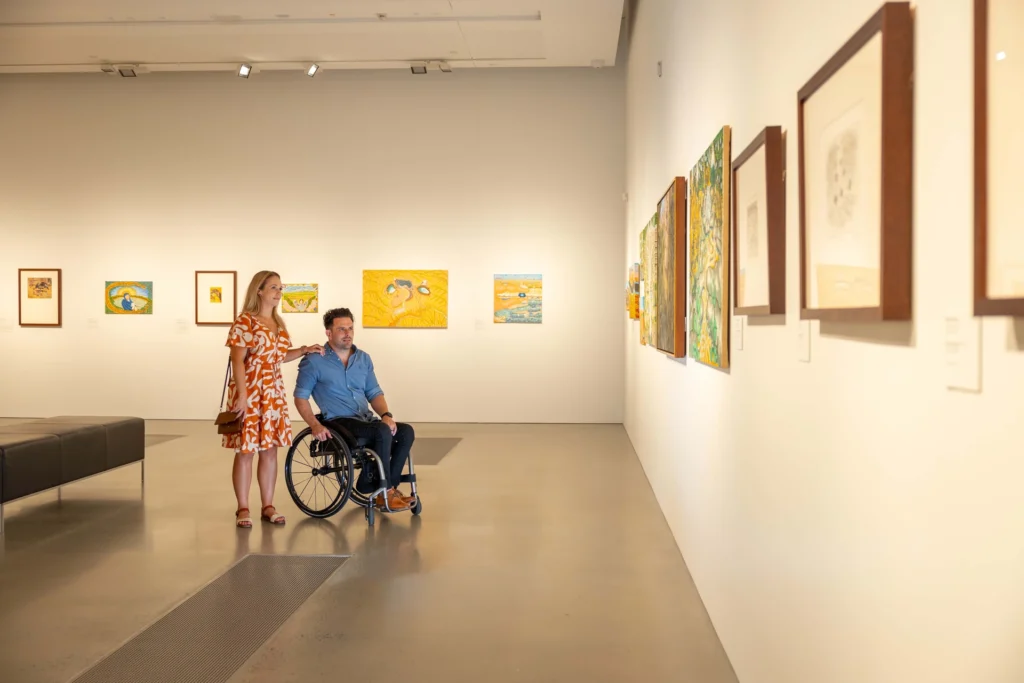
left=18, top=268, right=62, bottom=327
left=655, top=176, right=688, bottom=357
left=195, top=270, right=238, bottom=326
left=797, top=2, right=914, bottom=322
left=974, top=0, right=1024, bottom=316
left=733, top=126, right=786, bottom=316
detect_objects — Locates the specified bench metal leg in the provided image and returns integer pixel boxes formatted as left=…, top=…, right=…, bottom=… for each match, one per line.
left=57, top=487, right=62, bottom=504
left=0, top=503, right=4, bottom=536
left=141, top=460, right=145, bottom=487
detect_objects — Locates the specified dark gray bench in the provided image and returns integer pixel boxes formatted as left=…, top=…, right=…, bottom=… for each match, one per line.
left=0, top=416, right=145, bottom=534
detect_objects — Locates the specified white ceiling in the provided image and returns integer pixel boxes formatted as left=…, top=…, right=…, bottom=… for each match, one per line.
left=0, top=0, right=626, bottom=75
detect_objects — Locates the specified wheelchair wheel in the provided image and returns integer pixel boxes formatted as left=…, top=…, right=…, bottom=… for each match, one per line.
left=284, top=428, right=354, bottom=518
left=411, top=498, right=422, bottom=515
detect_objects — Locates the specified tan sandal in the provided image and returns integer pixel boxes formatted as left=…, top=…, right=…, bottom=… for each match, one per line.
left=261, top=505, right=285, bottom=525
left=235, top=508, right=252, bottom=528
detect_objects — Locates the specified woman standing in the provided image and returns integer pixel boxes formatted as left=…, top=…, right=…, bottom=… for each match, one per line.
left=225, top=271, right=323, bottom=527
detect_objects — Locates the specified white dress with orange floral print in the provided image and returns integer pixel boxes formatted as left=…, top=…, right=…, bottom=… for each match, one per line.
left=223, top=313, right=293, bottom=453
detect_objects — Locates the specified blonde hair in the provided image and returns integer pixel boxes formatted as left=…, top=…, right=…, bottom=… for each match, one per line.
left=241, top=270, right=287, bottom=332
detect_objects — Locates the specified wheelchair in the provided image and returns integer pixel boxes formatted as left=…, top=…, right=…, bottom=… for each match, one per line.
left=283, top=415, right=422, bottom=526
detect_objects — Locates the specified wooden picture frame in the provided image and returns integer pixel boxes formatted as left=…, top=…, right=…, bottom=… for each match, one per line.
left=974, top=0, right=1024, bottom=316
left=655, top=177, right=688, bottom=357
left=195, top=270, right=237, bottom=325
left=733, top=126, right=786, bottom=316
left=18, top=268, right=62, bottom=327
left=797, top=2, right=914, bottom=322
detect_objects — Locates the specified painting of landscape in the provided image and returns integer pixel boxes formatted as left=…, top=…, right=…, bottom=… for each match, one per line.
left=494, top=274, right=542, bottom=324
left=363, top=269, right=449, bottom=328
left=688, top=126, right=731, bottom=369
left=639, top=212, right=658, bottom=346
left=656, top=178, right=686, bottom=357
left=281, top=284, right=319, bottom=313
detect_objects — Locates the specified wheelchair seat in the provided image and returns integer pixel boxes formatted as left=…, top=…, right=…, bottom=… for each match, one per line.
left=316, top=414, right=374, bottom=449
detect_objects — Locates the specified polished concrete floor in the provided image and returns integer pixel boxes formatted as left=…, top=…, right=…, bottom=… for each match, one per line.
left=0, top=420, right=738, bottom=683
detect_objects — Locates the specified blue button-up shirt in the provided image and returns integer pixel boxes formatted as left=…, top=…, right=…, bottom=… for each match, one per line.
left=294, top=345, right=383, bottom=421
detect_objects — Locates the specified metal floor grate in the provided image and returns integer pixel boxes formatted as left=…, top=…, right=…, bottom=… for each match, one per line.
left=71, top=554, right=348, bottom=683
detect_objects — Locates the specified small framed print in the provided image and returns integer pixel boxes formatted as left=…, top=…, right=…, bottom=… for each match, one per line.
left=798, top=2, right=914, bottom=322
left=19, top=268, right=62, bottom=327
left=974, top=0, right=1024, bottom=316
left=195, top=271, right=237, bottom=325
left=733, top=126, right=786, bottom=316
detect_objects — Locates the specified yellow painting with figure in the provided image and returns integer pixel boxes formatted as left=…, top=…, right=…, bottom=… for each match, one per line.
left=363, top=270, right=448, bottom=328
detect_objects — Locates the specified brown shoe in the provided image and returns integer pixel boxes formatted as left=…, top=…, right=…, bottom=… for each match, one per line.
left=375, top=488, right=410, bottom=511
left=394, top=488, right=417, bottom=505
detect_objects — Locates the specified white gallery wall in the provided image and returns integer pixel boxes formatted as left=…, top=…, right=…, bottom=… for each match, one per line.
left=0, top=66, right=626, bottom=423
left=625, top=1, right=1024, bottom=683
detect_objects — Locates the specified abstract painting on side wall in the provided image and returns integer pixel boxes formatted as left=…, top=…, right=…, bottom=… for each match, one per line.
left=363, top=270, right=449, bottom=328
left=656, top=177, right=687, bottom=357
left=639, top=213, right=659, bottom=345
left=688, top=125, right=732, bottom=369
left=494, top=274, right=542, bottom=324
left=105, top=281, right=153, bottom=315
left=281, top=284, right=319, bottom=313
left=627, top=263, right=640, bottom=320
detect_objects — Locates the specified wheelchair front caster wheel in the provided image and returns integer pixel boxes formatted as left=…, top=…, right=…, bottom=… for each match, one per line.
left=411, top=499, right=422, bottom=515
left=365, top=506, right=375, bottom=526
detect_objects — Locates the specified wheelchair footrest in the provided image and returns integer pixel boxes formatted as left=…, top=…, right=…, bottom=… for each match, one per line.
left=399, top=474, right=417, bottom=484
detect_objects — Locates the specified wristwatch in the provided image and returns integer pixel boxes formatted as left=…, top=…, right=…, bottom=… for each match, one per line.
left=381, top=412, right=393, bottom=419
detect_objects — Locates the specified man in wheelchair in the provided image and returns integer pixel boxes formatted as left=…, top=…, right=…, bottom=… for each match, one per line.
left=292, top=307, right=416, bottom=512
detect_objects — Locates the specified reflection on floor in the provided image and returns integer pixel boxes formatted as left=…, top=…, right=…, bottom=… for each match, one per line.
left=0, top=420, right=737, bottom=683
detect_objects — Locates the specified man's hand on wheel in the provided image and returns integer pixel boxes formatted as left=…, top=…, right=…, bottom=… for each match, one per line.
left=382, top=415, right=397, bottom=436
left=311, top=422, right=330, bottom=441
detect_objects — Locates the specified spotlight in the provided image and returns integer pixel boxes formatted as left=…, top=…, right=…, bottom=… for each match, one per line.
left=307, top=64, right=320, bottom=77
left=238, top=63, right=252, bottom=78
left=410, top=63, right=428, bottom=75
left=437, top=61, right=452, bottom=73
left=117, top=66, right=137, bottom=77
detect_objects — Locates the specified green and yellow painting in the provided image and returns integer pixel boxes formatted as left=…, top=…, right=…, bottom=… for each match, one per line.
left=282, top=284, right=318, bottom=313
left=688, top=126, right=731, bottom=369
left=105, top=281, right=153, bottom=314
left=639, top=212, right=658, bottom=346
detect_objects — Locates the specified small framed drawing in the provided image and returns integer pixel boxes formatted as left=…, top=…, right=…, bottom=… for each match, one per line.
left=798, top=2, right=914, bottom=321
left=733, top=126, right=786, bottom=316
left=195, top=271, right=237, bottom=325
left=18, top=268, right=62, bottom=327
left=974, top=0, right=1024, bottom=316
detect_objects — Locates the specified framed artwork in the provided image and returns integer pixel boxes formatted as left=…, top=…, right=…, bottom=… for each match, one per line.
left=639, top=213, right=658, bottom=345
left=733, top=126, right=787, bottom=316
left=798, top=2, right=914, bottom=322
left=195, top=271, right=237, bottom=325
left=105, top=281, right=153, bottom=315
left=362, top=270, right=448, bottom=328
left=18, top=268, right=62, bottom=327
left=689, top=126, right=732, bottom=369
left=281, top=284, right=319, bottom=313
left=974, top=0, right=1024, bottom=316
left=628, top=263, right=640, bottom=320
left=494, top=274, right=542, bottom=324
left=655, top=177, right=688, bottom=357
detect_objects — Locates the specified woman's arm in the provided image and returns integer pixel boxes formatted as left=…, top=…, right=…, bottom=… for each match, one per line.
left=284, top=344, right=323, bottom=363
left=229, top=345, right=248, bottom=415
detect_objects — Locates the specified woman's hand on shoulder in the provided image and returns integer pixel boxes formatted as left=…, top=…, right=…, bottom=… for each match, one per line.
left=303, top=344, right=325, bottom=356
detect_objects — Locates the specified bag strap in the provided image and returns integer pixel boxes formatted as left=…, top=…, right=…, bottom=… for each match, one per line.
left=219, top=358, right=232, bottom=412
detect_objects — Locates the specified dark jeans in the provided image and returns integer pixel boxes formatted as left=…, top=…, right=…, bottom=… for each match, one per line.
left=330, top=418, right=414, bottom=490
